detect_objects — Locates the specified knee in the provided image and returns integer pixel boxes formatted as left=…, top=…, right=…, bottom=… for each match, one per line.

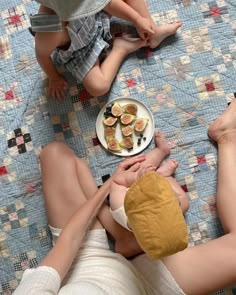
left=40, top=142, right=67, bottom=164
left=84, top=80, right=110, bottom=97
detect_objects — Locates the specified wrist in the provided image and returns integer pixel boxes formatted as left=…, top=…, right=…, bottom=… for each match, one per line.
left=49, top=73, right=61, bottom=80
left=133, top=14, right=143, bottom=27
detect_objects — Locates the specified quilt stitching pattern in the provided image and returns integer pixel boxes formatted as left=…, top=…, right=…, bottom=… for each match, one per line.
left=1, top=0, right=236, bottom=294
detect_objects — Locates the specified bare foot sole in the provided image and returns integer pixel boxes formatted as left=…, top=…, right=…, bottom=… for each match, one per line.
left=150, top=21, right=182, bottom=49
left=113, top=35, right=147, bottom=56
left=154, top=130, right=170, bottom=156
left=156, top=159, right=178, bottom=177
left=208, top=100, right=236, bottom=143
left=166, top=176, right=189, bottom=214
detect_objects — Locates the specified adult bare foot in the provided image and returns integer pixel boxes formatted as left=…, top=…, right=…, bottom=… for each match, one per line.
left=113, top=35, right=147, bottom=57
left=208, top=100, right=236, bottom=143
left=149, top=21, right=182, bottom=49
left=156, top=159, right=178, bottom=177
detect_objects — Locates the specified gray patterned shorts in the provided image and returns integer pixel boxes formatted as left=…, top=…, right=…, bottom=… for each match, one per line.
left=56, top=11, right=112, bottom=82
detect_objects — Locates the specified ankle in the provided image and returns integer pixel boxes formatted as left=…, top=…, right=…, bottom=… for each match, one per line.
left=159, top=146, right=170, bottom=157
left=217, top=132, right=236, bottom=144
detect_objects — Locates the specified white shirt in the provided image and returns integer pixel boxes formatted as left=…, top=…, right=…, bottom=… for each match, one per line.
left=35, top=0, right=111, bottom=21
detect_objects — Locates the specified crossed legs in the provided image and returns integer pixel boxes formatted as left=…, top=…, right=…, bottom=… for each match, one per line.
left=83, top=0, right=182, bottom=97
left=40, top=100, right=236, bottom=294
left=40, top=142, right=143, bottom=257
left=162, top=100, right=236, bottom=294
left=83, top=38, right=146, bottom=97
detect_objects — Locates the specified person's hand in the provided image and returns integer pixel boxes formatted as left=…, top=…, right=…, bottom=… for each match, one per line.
left=111, top=154, right=146, bottom=187
left=135, top=16, right=155, bottom=41
left=112, top=154, right=146, bottom=177
left=137, top=163, right=156, bottom=178
left=112, top=162, right=140, bottom=188
left=47, top=75, right=69, bottom=100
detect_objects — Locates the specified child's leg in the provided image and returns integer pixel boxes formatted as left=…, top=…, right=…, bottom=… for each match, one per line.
left=139, top=131, right=189, bottom=213
left=156, top=159, right=178, bottom=176
left=124, top=0, right=182, bottom=48
left=83, top=37, right=146, bottom=97
left=166, top=175, right=189, bottom=214
left=140, top=131, right=170, bottom=169
left=162, top=100, right=236, bottom=294
left=139, top=159, right=189, bottom=214
left=157, top=160, right=189, bottom=213
left=40, top=142, right=142, bottom=257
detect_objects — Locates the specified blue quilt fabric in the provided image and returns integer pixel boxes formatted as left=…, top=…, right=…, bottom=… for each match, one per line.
left=1, top=0, right=236, bottom=294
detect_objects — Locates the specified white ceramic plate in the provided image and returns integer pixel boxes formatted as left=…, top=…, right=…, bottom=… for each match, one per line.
left=96, top=97, right=155, bottom=156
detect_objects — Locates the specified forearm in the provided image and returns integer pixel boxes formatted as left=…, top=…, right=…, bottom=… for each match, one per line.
left=35, top=50, right=60, bottom=79
left=39, top=180, right=111, bottom=280
left=104, top=0, right=141, bottom=25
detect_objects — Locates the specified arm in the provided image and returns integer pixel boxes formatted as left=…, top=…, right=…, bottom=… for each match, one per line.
left=110, top=161, right=157, bottom=211
left=35, top=32, right=60, bottom=79
left=104, top=0, right=140, bottom=24
left=110, top=160, right=144, bottom=211
left=14, top=155, right=147, bottom=293
left=35, top=5, right=60, bottom=80
left=39, top=154, right=147, bottom=280
left=13, top=266, right=60, bottom=295
left=35, top=32, right=69, bottom=99
left=13, top=180, right=111, bottom=294
left=38, top=179, right=111, bottom=281
left=103, top=0, right=154, bottom=39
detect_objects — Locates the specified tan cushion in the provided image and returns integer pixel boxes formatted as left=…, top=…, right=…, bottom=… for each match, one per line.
left=124, top=171, right=188, bottom=259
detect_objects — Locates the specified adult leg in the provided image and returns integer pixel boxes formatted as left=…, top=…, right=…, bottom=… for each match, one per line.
left=83, top=37, right=146, bottom=97
left=40, top=142, right=142, bottom=257
left=123, top=0, right=182, bottom=48
left=161, top=100, right=236, bottom=294
left=40, top=142, right=102, bottom=230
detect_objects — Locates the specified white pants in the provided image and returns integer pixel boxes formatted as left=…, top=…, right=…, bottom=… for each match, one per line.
left=49, top=226, right=186, bottom=295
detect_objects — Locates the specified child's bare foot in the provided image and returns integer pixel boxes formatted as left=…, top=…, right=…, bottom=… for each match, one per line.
left=115, top=230, right=143, bottom=258
left=149, top=21, right=182, bottom=49
left=137, top=163, right=156, bottom=178
left=113, top=36, right=147, bottom=56
left=154, top=130, right=170, bottom=156
left=141, top=131, right=170, bottom=168
left=166, top=176, right=189, bottom=214
left=156, top=159, right=178, bottom=177
left=208, top=100, right=236, bottom=143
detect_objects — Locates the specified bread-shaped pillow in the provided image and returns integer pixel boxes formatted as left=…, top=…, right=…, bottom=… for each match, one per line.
left=124, top=171, right=188, bottom=259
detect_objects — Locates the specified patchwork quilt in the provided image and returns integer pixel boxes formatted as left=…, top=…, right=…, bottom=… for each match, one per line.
left=1, top=0, right=236, bottom=294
